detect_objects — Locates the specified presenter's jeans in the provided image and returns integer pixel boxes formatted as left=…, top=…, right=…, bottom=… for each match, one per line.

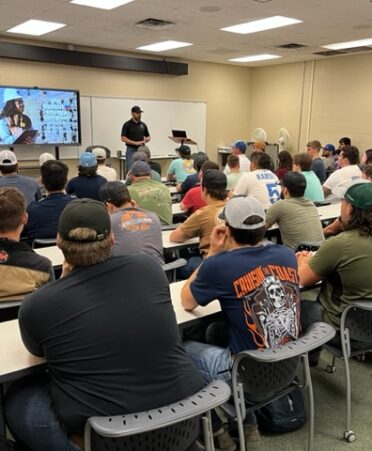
left=125, top=146, right=138, bottom=173
left=5, top=374, right=81, bottom=451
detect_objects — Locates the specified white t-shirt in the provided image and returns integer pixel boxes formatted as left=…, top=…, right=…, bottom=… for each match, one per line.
left=97, top=165, right=118, bottom=182
left=224, top=154, right=251, bottom=175
left=323, top=165, right=362, bottom=194
left=234, top=169, right=281, bottom=209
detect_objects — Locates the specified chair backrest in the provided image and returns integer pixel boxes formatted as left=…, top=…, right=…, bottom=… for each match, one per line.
left=32, top=238, right=57, bottom=249
left=342, top=302, right=372, bottom=343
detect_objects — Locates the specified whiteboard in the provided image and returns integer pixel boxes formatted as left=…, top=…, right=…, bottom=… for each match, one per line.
left=91, top=97, right=207, bottom=156
left=11, top=96, right=207, bottom=160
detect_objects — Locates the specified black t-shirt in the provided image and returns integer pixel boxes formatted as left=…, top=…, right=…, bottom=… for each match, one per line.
left=19, top=254, right=203, bottom=435
left=121, top=119, right=150, bottom=147
left=65, top=174, right=107, bottom=201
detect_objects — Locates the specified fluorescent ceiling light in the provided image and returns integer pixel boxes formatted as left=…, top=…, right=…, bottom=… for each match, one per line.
left=70, top=0, right=135, bottom=9
left=137, top=40, right=192, bottom=52
left=322, top=38, right=372, bottom=50
left=221, top=15, right=302, bottom=34
left=230, top=54, right=282, bottom=63
left=7, top=19, right=65, bottom=36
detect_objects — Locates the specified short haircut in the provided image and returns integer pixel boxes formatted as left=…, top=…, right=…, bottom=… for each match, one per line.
left=227, top=216, right=266, bottom=245
left=277, top=150, right=293, bottom=169
left=227, top=154, right=240, bottom=169
left=364, top=149, right=372, bottom=165
left=306, top=140, right=321, bottom=151
left=41, top=160, right=69, bottom=191
left=99, top=181, right=131, bottom=207
left=251, top=152, right=274, bottom=170
left=0, top=164, right=17, bottom=175
left=363, top=164, right=372, bottom=180
left=57, top=230, right=111, bottom=266
left=133, top=151, right=147, bottom=163
left=0, top=187, right=26, bottom=233
left=201, top=160, right=219, bottom=172
left=282, top=171, right=306, bottom=197
left=194, top=153, right=209, bottom=171
left=78, top=165, right=97, bottom=177
left=293, top=153, right=312, bottom=171
left=138, top=145, right=151, bottom=158
left=339, top=137, right=351, bottom=146
left=341, top=145, right=359, bottom=165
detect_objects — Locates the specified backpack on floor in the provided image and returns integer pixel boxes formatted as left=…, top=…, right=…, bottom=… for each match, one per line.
left=256, top=387, right=307, bottom=433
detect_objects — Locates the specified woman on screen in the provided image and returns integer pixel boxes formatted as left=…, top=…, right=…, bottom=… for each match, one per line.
left=0, top=88, right=34, bottom=144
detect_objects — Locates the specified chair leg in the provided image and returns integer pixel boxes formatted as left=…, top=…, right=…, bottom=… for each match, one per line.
left=325, top=354, right=337, bottom=373
left=303, top=354, right=314, bottom=451
left=84, top=423, right=92, bottom=451
left=340, top=330, right=356, bottom=443
left=202, top=411, right=215, bottom=451
left=232, top=382, right=246, bottom=451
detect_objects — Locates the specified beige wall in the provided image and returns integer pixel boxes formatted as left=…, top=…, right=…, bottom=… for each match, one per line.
left=0, top=58, right=251, bottom=163
left=248, top=53, right=372, bottom=154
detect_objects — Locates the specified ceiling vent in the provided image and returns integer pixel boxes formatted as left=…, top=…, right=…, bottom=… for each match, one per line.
left=136, top=18, right=175, bottom=30
left=344, top=46, right=372, bottom=53
left=278, top=43, right=307, bottom=49
left=313, top=50, right=347, bottom=56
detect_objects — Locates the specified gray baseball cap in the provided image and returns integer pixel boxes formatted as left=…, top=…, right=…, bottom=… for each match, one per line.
left=219, top=196, right=266, bottom=229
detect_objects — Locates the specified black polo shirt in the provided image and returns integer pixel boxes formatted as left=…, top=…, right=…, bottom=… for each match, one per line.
left=121, top=119, right=150, bottom=148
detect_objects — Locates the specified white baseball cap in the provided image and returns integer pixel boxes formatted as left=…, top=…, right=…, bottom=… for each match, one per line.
left=219, top=196, right=266, bottom=229
left=92, top=147, right=107, bottom=160
left=39, top=152, right=55, bottom=166
left=0, top=150, right=17, bottom=166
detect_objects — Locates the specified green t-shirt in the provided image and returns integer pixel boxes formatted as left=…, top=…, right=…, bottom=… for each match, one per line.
left=302, top=171, right=324, bottom=202
left=265, top=197, right=324, bottom=250
left=309, top=229, right=372, bottom=328
left=227, top=172, right=243, bottom=191
left=128, top=178, right=172, bottom=225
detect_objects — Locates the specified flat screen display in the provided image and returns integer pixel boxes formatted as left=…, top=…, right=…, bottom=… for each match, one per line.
left=0, top=86, right=81, bottom=146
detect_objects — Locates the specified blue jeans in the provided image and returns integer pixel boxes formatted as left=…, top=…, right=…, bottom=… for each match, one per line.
left=5, top=374, right=81, bottom=451
left=184, top=341, right=256, bottom=428
left=125, top=146, right=138, bottom=173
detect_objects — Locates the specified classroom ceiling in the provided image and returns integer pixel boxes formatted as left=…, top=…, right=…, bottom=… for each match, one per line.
left=1, top=0, right=372, bottom=67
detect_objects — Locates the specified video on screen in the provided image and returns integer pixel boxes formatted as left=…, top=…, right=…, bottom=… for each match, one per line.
left=0, top=86, right=81, bottom=146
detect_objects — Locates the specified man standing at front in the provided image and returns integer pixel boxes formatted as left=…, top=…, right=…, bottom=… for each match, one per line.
left=121, top=105, right=150, bottom=172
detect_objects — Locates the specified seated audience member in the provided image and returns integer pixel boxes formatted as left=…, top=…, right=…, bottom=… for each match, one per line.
left=181, top=196, right=301, bottom=448
left=323, top=177, right=371, bottom=238
left=252, top=139, right=266, bottom=153
left=275, top=150, right=293, bottom=181
left=138, top=144, right=161, bottom=176
left=224, top=140, right=250, bottom=175
left=226, top=154, right=243, bottom=190
left=361, top=148, right=372, bottom=165
left=66, top=152, right=107, bottom=201
left=266, top=172, right=324, bottom=250
left=92, top=147, right=117, bottom=182
left=298, top=182, right=372, bottom=335
left=292, top=153, right=324, bottom=202
left=323, top=145, right=361, bottom=198
left=338, top=136, right=351, bottom=151
left=171, top=169, right=227, bottom=274
left=99, top=181, right=164, bottom=265
left=322, top=144, right=336, bottom=175
left=0, top=150, right=41, bottom=206
left=128, top=161, right=172, bottom=225
left=22, top=160, right=73, bottom=244
left=178, top=152, right=209, bottom=194
left=180, top=161, right=219, bottom=214
left=5, top=198, right=203, bottom=450
left=234, top=152, right=281, bottom=208
left=37, top=152, right=55, bottom=196
left=167, top=145, right=196, bottom=182
left=125, top=151, right=161, bottom=185
left=0, top=187, right=53, bottom=301
left=306, top=140, right=326, bottom=183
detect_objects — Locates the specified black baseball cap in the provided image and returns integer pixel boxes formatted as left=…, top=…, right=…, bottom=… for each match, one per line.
left=59, top=199, right=111, bottom=242
left=202, top=169, right=227, bottom=190
left=131, top=105, right=143, bottom=113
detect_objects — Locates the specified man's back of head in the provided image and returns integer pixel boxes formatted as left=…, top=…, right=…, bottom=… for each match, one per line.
left=57, top=198, right=112, bottom=267
left=0, top=187, right=26, bottom=238
left=92, top=147, right=108, bottom=166
left=251, top=152, right=274, bottom=171
left=99, top=181, right=131, bottom=209
left=41, top=160, right=69, bottom=193
left=227, top=154, right=240, bottom=171
left=340, top=145, right=359, bottom=166
left=282, top=171, right=306, bottom=198
left=201, top=169, right=227, bottom=201
left=293, top=153, right=312, bottom=172
left=306, top=140, right=321, bottom=158
left=0, top=149, right=18, bottom=175
left=130, top=161, right=152, bottom=181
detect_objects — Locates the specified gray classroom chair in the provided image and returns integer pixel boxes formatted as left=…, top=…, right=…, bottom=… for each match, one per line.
left=31, top=238, right=57, bottom=249
left=221, top=322, right=335, bottom=451
left=162, top=258, right=187, bottom=283
left=324, top=301, right=372, bottom=443
left=84, top=379, right=231, bottom=451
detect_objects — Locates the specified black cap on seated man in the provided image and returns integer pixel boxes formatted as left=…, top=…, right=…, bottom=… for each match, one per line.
left=6, top=197, right=203, bottom=449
